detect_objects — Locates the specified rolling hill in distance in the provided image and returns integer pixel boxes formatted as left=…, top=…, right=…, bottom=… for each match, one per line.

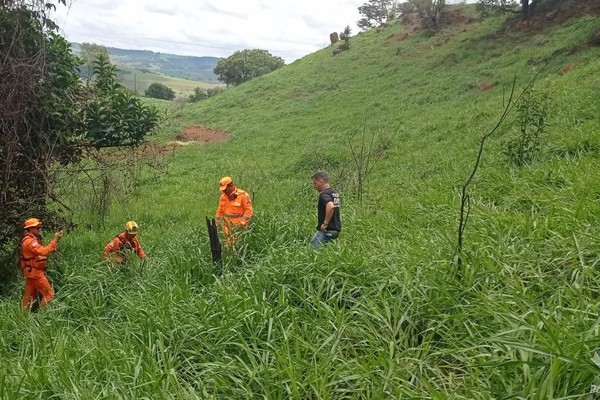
left=71, top=43, right=223, bottom=97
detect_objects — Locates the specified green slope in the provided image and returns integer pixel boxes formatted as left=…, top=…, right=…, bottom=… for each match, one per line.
left=106, top=46, right=220, bottom=82
left=2, top=5, right=600, bottom=398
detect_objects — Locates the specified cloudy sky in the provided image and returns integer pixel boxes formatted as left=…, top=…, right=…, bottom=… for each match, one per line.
left=53, top=0, right=371, bottom=63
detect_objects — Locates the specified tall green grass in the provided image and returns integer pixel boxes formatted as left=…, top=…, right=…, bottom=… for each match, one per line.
left=2, top=5, right=600, bottom=398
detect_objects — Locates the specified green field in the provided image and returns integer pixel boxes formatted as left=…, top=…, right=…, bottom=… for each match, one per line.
left=2, top=4, right=600, bottom=398
left=116, top=65, right=223, bottom=99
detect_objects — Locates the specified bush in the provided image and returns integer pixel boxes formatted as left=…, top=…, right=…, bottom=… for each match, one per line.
left=189, top=86, right=225, bottom=103
left=476, top=0, right=518, bottom=17
left=503, top=89, right=550, bottom=166
left=145, top=82, right=175, bottom=100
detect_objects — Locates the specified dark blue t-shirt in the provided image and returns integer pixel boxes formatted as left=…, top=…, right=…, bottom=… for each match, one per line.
left=317, top=188, right=341, bottom=231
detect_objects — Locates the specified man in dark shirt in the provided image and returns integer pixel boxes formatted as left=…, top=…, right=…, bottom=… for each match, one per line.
left=310, top=171, right=341, bottom=247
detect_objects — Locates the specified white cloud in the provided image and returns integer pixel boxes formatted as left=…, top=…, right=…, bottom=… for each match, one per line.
left=53, top=0, right=367, bottom=63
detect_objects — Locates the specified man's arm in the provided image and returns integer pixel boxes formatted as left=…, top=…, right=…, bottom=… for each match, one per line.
left=29, top=231, right=62, bottom=256
left=320, top=201, right=334, bottom=232
left=133, top=237, right=146, bottom=259
left=103, top=238, right=118, bottom=260
left=242, top=193, right=253, bottom=225
left=215, top=196, right=225, bottom=225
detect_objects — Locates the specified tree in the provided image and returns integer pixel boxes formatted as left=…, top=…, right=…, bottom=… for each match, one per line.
left=408, top=0, right=447, bottom=28
left=80, top=42, right=109, bottom=83
left=340, top=25, right=352, bottom=47
left=145, top=82, right=176, bottom=100
left=520, top=0, right=540, bottom=20
left=213, top=49, right=285, bottom=87
left=357, top=0, right=400, bottom=30
left=189, top=86, right=225, bottom=103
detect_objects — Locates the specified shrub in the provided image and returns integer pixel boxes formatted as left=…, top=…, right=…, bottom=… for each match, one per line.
left=476, top=0, right=518, bottom=17
left=145, top=82, right=175, bottom=100
left=189, top=86, right=225, bottom=103
left=503, top=89, right=550, bottom=166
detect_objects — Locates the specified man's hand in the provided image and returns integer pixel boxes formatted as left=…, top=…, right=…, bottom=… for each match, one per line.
left=320, top=223, right=329, bottom=232
left=54, top=230, right=64, bottom=241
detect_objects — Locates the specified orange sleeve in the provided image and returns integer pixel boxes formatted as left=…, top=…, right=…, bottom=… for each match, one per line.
left=242, top=193, right=253, bottom=219
left=216, top=194, right=225, bottom=217
left=25, top=237, right=57, bottom=257
left=133, top=237, right=146, bottom=259
left=103, top=237, right=120, bottom=260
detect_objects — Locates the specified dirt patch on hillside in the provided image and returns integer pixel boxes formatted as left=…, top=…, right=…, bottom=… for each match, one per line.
left=560, top=61, right=581, bottom=75
left=388, top=33, right=409, bottom=41
left=400, top=9, right=477, bottom=33
left=438, top=9, right=478, bottom=29
left=478, top=82, right=497, bottom=91
left=175, top=125, right=229, bottom=143
left=506, top=0, right=600, bottom=32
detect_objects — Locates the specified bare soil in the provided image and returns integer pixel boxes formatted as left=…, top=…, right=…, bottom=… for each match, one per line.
left=478, top=82, right=497, bottom=91
left=506, top=0, right=600, bottom=32
left=175, top=125, right=229, bottom=143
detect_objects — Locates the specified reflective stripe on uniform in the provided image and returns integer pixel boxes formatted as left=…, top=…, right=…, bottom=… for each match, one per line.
left=222, top=213, right=249, bottom=218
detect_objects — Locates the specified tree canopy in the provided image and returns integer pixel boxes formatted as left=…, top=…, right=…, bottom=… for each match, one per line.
left=357, top=0, right=399, bottom=30
left=408, top=0, right=447, bottom=28
left=145, top=82, right=176, bottom=100
left=213, top=49, right=285, bottom=87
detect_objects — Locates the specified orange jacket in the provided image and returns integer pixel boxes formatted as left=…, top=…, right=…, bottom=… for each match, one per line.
left=216, top=189, right=253, bottom=227
left=103, top=232, right=146, bottom=262
left=20, top=232, right=58, bottom=278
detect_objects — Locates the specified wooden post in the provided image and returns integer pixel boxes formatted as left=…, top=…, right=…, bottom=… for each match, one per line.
left=206, top=217, right=222, bottom=276
left=330, top=32, right=339, bottom=44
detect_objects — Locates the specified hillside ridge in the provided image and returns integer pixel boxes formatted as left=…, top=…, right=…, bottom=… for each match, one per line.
left=71, top=42, right=220, bottom=82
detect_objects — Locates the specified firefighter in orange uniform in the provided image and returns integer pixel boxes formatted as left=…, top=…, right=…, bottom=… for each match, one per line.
left=20, top=218, right=63, bottom=310
left=215, top=176, right=253, bottom=248
left=103, top=221, right=146, bottom=265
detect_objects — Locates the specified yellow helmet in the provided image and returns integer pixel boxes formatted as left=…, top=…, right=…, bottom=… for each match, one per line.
left=125, top=221, right=139, bottom=235
left=23, top=218, right=42, bottom=230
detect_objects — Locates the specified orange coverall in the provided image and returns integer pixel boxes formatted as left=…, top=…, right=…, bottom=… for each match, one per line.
left=216, top=189, right=253, bottom=245
left=20, top=232, right=58, bottom=309
left=103, top=232, right=146, bottom=264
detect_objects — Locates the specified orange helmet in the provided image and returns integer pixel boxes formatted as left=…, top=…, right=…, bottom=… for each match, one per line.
left=125, top=221, right=139, bottom=235
left=23, top=218, right=42, bottom=229
left=219, top=176, right=233, bottom=192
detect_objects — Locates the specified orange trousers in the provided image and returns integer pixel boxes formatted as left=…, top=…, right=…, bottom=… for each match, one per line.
left=222, top=222, right=247, bottom=249
left=22, top=275, right=54, bottom=309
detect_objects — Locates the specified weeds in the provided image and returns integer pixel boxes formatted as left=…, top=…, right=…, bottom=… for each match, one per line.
left=503, top=88, right=550, bottom=166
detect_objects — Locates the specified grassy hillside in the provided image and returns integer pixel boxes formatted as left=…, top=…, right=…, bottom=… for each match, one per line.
left=71, top=43, right=222, bottom=99
left=107, top=47, right=220, bottom=82
left=2, top=5, right=600, bottom=398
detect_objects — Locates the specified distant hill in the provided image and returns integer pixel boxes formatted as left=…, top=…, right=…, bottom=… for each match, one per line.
left=71, top=43, right=221, bottom=82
